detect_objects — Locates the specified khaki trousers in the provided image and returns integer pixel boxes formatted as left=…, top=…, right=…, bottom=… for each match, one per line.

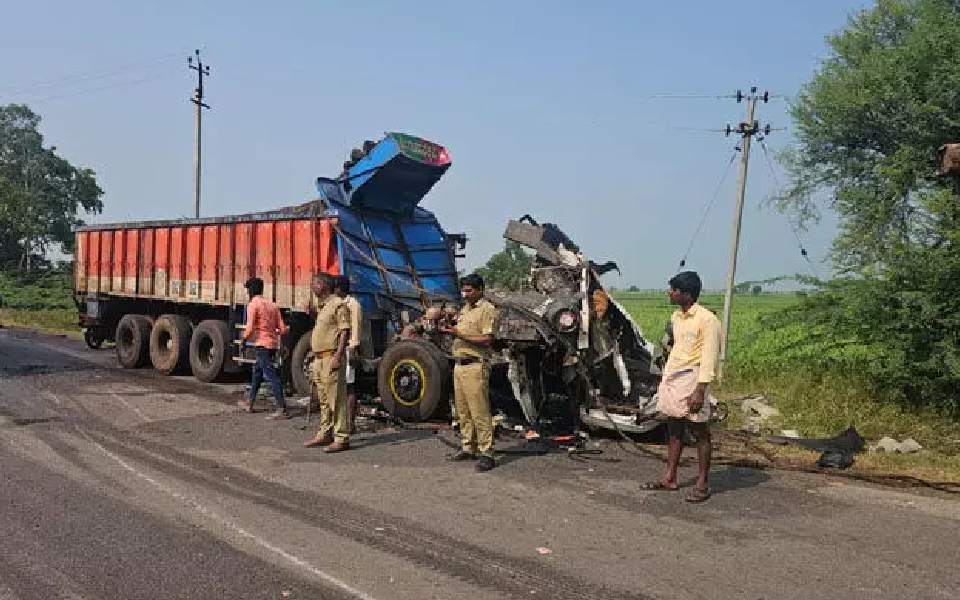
left=312, top=354, right=349, bottom=443
left=453, top=362, right=493, bottom=456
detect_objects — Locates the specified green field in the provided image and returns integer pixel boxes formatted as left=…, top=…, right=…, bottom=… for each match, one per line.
left=614, top=291, right=960, bottom=467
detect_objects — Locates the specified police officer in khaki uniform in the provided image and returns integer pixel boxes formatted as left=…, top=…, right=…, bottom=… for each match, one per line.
left=334, top=275, right=362, bottom=433
left=303, top=273, right=352, bottom=453
left=439, top=273, right=499, bottom=472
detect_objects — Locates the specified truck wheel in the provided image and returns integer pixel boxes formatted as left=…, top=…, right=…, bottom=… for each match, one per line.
left=84, top=328, right=104, bottom=350
left=290, top=331, right=313, bottom=397
left=377, top=340, right=450, bottom=422
left=150, top=314, right=193, bottom=375
left=190, top=319, right=231, bottom=382
left=115, top=315, right=152, bottom=368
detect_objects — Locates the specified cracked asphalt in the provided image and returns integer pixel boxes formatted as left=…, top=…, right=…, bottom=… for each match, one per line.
left=1, top=327, right=958, bottom=600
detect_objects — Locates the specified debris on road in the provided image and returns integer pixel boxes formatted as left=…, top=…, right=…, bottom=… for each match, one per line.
left=741, top=396, right=781, bottom=421
left=536, top=547, right=553, bottom=556
left=767, top=426, right=866, bottom=469
left=739, top=395, right=781, bottom=433
left=872, top=436, right=923, bottom=454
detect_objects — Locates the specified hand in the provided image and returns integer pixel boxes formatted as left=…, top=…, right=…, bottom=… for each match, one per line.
left=686, top=388, right=705, bottom=413
left=438, top=323, right=456, bottom=336
left=330, top=354, right=342, bottom=371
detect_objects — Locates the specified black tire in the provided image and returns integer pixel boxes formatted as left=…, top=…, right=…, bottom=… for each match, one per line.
left=290, top=330, right=313, bottom=397
left=377, top=340, right=450, bottom=422
left=149, top=314, right=193, bottom=375
left=115, top=315, right=152, bottom=368
left=190, top=319, right=231, bottom=383
left=84, top=328, right=104, bottom=350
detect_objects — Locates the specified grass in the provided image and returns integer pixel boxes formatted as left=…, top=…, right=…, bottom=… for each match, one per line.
left=0, top=307, right=80, bottom=338
left=0, top=270, right=79, bottom=338
left=614, top=290, right=960, bottom=483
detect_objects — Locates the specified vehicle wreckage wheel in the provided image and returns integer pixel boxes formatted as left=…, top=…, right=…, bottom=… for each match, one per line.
left=378, top=340, right=449, bottom=422
left=115, top=314, right=152, bottom=368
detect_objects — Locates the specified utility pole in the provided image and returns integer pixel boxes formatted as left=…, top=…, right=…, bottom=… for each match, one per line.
left=718, top=87, right=771, bottom=379
left=188, top=49, right=211, bottom=219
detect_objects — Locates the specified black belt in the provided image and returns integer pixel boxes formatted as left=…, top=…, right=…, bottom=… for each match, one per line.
left=454, top=356, right=482, bottom=366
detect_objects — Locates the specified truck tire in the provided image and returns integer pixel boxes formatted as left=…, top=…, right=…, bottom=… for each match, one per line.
left=377, top=340, right=450, bottom=422
left=290, top=331, right=313, bottom=397
left=84, top=328, right=105, bottom=350
left=149, top=314, right=193, bottom=375
left=115, top=314, right=152, bottom=368
left=190, top=319, right=231, bottom=383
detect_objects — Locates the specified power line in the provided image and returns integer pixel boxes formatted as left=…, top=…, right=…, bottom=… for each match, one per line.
left=758, top=139, right=821, bottom=279
left=677, top=150, right=739, bottom=270
left=21, top=67, right=179, bottom=104
left=0, top=51, right=186, bottom=97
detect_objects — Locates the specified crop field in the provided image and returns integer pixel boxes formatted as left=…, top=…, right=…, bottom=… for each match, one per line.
left=611, top=290, right=798, bottom=355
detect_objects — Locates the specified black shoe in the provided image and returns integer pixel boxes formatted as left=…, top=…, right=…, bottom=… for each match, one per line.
left=447, top=450, right=476, bottom=462
left=475, top=455, right=497, bottom=472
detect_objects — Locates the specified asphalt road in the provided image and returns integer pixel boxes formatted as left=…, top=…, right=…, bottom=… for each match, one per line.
left=1, top=327, right=958, bottom=600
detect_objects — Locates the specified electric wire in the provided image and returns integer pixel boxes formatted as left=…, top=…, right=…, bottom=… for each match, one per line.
left=758, top=139, right=822, bottom=279
left=676, top=150, right=739, bottom=271
left=20, top=68, right=180, bottom=104
left=0, top=51, right=186, bottom=97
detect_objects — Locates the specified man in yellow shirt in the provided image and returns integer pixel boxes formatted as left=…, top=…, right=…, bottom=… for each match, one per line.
left=643, top=271, right=721, bottom=502
left=440, top=273, right=499, bottom=472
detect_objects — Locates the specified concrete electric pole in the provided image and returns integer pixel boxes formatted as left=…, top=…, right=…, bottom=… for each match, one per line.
left=718, top=87, right=772, bottom=379
left=188, top=49, right=211, bottom=219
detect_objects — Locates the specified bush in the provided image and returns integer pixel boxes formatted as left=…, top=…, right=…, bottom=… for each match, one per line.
left=0, top=270, right=74, bottom=310
left=757, top=249, right=960, bottom=414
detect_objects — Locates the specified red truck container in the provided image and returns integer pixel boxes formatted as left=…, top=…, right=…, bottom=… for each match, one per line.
left=74, top=133, right=462, bottom=409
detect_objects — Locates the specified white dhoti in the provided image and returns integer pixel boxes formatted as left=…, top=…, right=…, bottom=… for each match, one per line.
left=655, top=367, right=711, bottom=423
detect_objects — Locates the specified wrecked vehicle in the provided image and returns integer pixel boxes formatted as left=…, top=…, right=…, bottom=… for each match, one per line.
left=484, top=217, right=665, bottom=435
left=382, top=215, right=667, bottom=436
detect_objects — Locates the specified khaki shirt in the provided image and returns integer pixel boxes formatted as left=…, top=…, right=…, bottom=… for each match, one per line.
left=452, top=298, right=498, bottom=359
left=664, top=303, right=722, bottom=383
left=311, top=295, right=350, bottom=353
left=343, top=295, right=362, bottom=350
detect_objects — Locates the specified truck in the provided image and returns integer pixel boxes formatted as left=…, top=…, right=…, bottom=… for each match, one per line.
left=74, top=133, right=464, bottom=415
left=75, top=133, right=668, bottom=434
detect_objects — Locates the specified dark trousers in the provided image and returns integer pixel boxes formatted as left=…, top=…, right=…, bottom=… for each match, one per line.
left=250, top=347, right=285, bottom=409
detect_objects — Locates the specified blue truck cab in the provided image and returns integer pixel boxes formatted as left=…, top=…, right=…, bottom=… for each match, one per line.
left=307, top=133, right=464, bottom=420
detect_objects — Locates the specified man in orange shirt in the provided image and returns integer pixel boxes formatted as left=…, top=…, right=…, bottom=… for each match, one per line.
left=239, top=277, right=290, bottom=419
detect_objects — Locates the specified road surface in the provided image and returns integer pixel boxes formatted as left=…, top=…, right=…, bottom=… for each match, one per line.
left=0, top=327, right=957, bottom=600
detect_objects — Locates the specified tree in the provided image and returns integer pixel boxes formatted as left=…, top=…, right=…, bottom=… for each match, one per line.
left=475, top=241, right=533, bottom=290
left=776, top=0, right=960, bottom=273
left=0, top=104, right=103, bottom=271
left=770, top=0, right=960, bottom=411
left=751, top=285, right=762, bottom=295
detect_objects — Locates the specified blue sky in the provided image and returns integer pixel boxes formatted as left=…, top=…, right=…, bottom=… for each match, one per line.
left=1, top=1, right=868, bottom=288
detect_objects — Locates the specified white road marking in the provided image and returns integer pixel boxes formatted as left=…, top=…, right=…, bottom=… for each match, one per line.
left=110, top=392, right=150, bottom=422
left=86, top=435, right=377, bottom=600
